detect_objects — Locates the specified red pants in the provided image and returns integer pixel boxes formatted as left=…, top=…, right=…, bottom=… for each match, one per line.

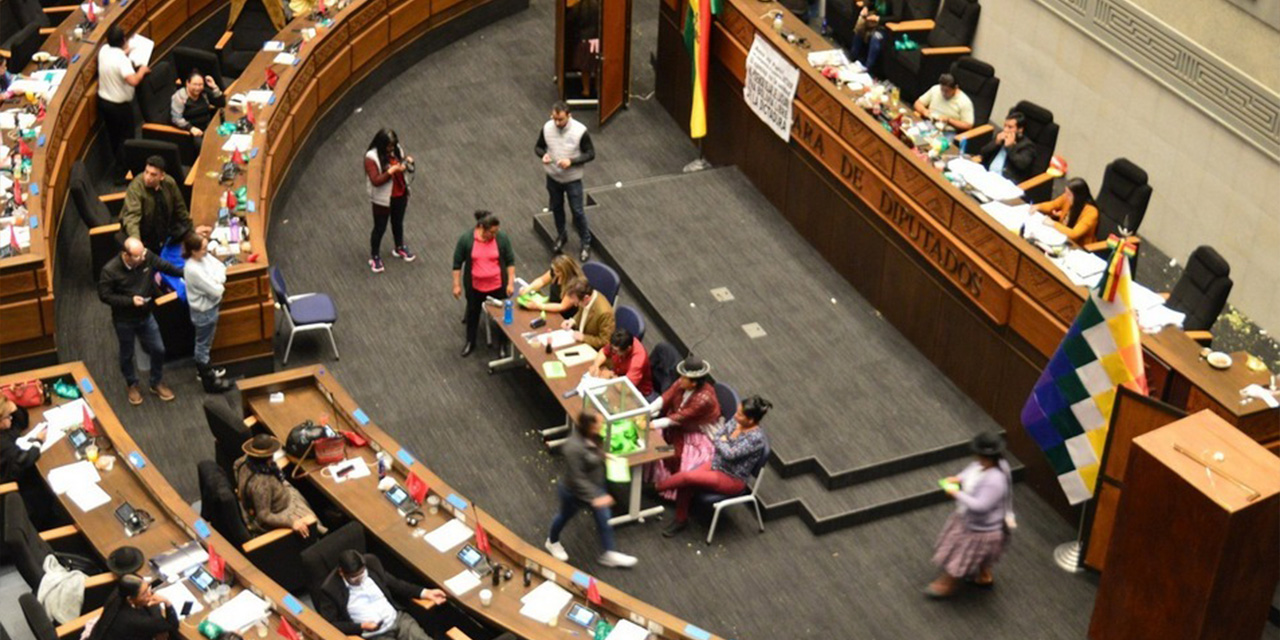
left=654, top=462, right=745, bottom=523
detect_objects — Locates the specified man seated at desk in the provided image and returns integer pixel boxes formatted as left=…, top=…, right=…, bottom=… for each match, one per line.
left=170, top=70, right=225, bottom=144
left=314, top=549, right=447, bottom=640
left=120, top=156, right=192, bottom=254
left=974, top=111, right=1036, bottom=184
left=589, top=328, right=654, bottom=400
left=913, top=73, right=975, bottom=131
left=560, top=278, right=614, bottom=350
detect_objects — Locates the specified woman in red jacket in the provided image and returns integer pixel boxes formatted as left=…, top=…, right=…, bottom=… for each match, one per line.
left=646, top=355, right=721, bottom=501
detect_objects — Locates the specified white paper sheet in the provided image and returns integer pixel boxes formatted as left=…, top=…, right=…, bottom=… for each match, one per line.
left=262, top=41, right=286, bottom=52
left=46, top=460, right=101, bottom=495
left=66, top=483, right=110, bottom=512
left=221, top=134, right=254, bottom=152
left=1024, top=212, right=1068, bottom=246
left=536, top=329, right=578, bottom=349
left=443, top=569, right=481, bottom=596
left=1137, top=305, right=1186, bottom=333
left=556, top=344, right=597, bottom=368
left=605, top=620, right=652, bottom=640
left=326, top=458, right=370, bottom=483
left=155, top=582, right=203, bottom=619
left=245, top=90, right=274, bottom=105
left=980, top=201, right=1032, bottom=232
left=206, top=590, right=270, bottom=632
left=41, top=399, right=93, bottom=432
left=424, top=519, right=473, bottom=552
left=272, top=53, right=298, bottom=66
left=947, top=158, right=1024, bottom=201
left=518, top=580, right=573, bottom=624
left=1061, top=249, right=1107, bottom=282
left=1242, top=384, right=1280, bottom=409
left=1128, top=281, right=1167, bottom=313
left=126, top=35, right=154, bottom=68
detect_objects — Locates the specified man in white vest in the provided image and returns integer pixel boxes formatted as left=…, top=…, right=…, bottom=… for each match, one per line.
left=536, top=101, right=596, bottom=262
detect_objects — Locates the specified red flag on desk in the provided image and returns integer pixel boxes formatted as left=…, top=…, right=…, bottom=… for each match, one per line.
left=317, top=0, right=326, bottom=15
left=18, top=139, right=32, bottom=158
left=12, top=179, right=23, bottom=207
left=81, top=405, right=97, bottom=437
left=206, top=544, right=226, bottom=581
left=405, top=472, right=428, bottom=505
left=277, top=616, right=301, bottom=640
left=59, top=35, right=69, bottom=60
left=8, top=225, right=19, bottom=251
left=244, top=102, right=255, bottom=127
left=230, top=148, right=244, bottom=165
left=86, top=1, right=96, bottom=22
left=586, top=577, right=601, bottom=605
left=224, top=190, right=236, bottom=208
left=474, top=516, right=490, bottom=556
left=265, top=68, right=278, bottom=89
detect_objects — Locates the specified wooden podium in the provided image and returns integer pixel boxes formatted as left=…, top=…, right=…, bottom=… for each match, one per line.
left=1089, top=410, right=1280, bottom=640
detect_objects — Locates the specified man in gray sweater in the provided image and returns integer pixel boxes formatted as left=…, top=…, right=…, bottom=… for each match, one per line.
left=535, top=101, right=596, bottom=262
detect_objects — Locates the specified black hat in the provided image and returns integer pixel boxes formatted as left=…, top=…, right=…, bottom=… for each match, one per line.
left=106, top=546, right=145, bottom=575
left=676, top=354, right=712, bottom=379
left=970, top=431, right=1005, bottom=457
left=242, top=433, right=281, bottom=458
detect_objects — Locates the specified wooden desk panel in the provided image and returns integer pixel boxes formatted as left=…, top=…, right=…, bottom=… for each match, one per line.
left=239, top=366, right=720, bottom=640
left=3, top=362, right=346, bottom=640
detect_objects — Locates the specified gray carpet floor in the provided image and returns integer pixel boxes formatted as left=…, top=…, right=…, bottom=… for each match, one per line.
left=42, top=0, right=1280, bottom=638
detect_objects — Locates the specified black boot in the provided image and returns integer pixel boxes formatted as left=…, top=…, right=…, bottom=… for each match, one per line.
left=198, top=364, right=232, bottom=393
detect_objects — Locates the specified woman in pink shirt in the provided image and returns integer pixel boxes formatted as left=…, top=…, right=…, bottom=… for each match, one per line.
left=451, top=211, right=515, bottom=357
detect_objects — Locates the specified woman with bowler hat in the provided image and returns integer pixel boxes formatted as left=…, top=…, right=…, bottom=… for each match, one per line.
left=646, top=355, right=721, bottom=503
left=926, top=431, right=1014, bottom=598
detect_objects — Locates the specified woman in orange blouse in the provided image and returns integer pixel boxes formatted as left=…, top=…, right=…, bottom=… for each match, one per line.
left=1035, top=178, right=1098, bottom=245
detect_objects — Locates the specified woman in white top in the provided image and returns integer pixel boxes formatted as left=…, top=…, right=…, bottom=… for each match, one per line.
left=182, top=232, right=231, bottom=393
left=97, top=25, right=150, bottom=181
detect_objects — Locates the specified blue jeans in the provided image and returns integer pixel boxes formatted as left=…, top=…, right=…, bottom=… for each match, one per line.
left=546, top=176, right=591, bottom=247
left=114, top=315, right=166, bottom=387
left=548, top=485, right=616, bottom=552
left=190, top=306, right=219, bottom=366
left=852, top=31, right=886, bottom=72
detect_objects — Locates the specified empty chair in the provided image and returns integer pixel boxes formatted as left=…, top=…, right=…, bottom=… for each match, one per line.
left=1, top=24, right=41, bottom=71
left=67, top=161, right=125, bottom=279
left=649, top=342, right=682, bottom=394
left=614, top=305, right=647, bottom=342
left=11, top=0, right=74, bottom=34
left=19, top=594, right=57, bottom=640
left=883, top=0, right=982, bottom=101
left=713, top=382, right=739, bottom=422
left=582, top=261, right=620, bottom=305
left=203, top=397, right=251, bottom=480
left=698, top=440, right=770, bottom=544
left=1166, top=246, right=1233, bottom=340
left=949, top=56, right=999, bottom=129
left=218, top=0, right=283, bottom=77
left=270, top=266, right=340, bottom=364
left=196, top=460, right=310, bottom=591
left=1093, top=158, right=1152, bottom=243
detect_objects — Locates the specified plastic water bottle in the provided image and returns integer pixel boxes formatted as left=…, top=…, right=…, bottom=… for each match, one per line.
left=229, top=216, right=240, bottom=243
left=503, top=299, right=513, bottom=325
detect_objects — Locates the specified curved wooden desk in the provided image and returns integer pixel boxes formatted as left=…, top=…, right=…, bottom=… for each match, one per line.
left=239, top=365, right=726, bottom=640
left=0, top=0, right=226, bottom=371
left=652, top=0, right=1277, bottom=515
left=2, top=361, right=347, bottom=639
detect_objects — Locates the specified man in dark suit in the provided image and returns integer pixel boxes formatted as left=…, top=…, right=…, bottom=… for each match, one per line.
left=977, top=112, right=1037, bottom=184
left=314, top=550, right=447, bottom=640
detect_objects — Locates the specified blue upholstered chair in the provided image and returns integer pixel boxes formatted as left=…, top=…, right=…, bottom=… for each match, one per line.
left=269, top=266, right=339, bottom=364
left=614, top=305, right=647, bottom=342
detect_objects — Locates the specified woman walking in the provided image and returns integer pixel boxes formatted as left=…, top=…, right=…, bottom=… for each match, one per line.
left=926, top=431, right=1014, bottom=598
left=364, top=128, right=416, bottom=272
left=451, top=211, right=515, bottom=357
left=544, top=411, right=638, bottom=568
left=182, top=232, right=231, bottom=393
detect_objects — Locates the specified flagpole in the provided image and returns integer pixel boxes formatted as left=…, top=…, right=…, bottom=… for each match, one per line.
left=1053, top=506, right=1087, bottom=573
left=682, top=138, right=711, bottom=173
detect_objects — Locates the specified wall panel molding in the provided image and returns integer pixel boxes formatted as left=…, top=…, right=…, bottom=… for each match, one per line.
left=1036, top=0, right=1280, bottom=163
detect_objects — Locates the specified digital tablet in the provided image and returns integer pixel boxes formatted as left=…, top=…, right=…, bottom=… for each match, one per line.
left=566, top=604, right=597, bottom=628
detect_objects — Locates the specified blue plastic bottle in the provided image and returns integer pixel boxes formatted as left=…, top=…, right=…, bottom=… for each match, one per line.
left=503, top=299, right=513, bottom=325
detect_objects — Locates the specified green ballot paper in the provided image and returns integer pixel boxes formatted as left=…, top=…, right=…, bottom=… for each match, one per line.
left=518, top=291, right=549, bottom=307
left=542, top=361, right=567, bottom=378
left=605, top=456, right=631, bottom=483
left=938, top=479, right=960, bottom=492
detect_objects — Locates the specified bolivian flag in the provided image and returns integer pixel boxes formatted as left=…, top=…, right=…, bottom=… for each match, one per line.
left=684, top=0, right=722, bottom=138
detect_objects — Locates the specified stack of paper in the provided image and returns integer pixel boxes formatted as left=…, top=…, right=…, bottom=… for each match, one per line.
left=605, top=620, right=652, bottom=640
left=153, top=541, right=210, bottom=582
left=536, top=330, right=578, bottom=349
left=1061, top=249, right=1107, bottom=282
left=980, top=201, right=1032, bottom=232
left=947, top=158, right=1024, bottom=201
left=424, top=519, right=473, bottom=552
left=222, top=134, right=254, bottom=152
left=1024, top=213, right=1068, bottom=247
left=206, top=590, right=270, bottom=632
left=155, top=582, right=203, bottom=619
left=126, top=35, right=155, bottom=67
left=518, top=580, right=573, bottom=624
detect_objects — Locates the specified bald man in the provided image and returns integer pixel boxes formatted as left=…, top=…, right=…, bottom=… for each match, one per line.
left=98, top=237, right=184, bottom=405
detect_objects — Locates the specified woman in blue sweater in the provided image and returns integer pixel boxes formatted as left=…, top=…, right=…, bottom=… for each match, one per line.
left=926, top=431, right=1014, bottom=598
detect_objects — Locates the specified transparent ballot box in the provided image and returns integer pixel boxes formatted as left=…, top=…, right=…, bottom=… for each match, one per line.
left=581, top=376, right=651, bottom=457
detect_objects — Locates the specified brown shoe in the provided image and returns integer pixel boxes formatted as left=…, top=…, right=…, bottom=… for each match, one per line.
left=127, top=385, right=143, bottom=405
left=150, top=383, right=175, bottom=401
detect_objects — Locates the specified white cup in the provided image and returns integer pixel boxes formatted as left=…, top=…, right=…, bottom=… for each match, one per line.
left=426, top=494, right=441, bottom=515
left=478, top=589, right=493, bottom=607
left=73, top=27, right=84, bottom=41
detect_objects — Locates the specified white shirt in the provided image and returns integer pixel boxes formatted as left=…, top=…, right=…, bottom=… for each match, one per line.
left=98, top=46, right=137, bottom=103
left=345, top=578, right=397, bottom=637
left=917, top=84, right=974, bottom=126
left=183, top=253, right=227, bottom=312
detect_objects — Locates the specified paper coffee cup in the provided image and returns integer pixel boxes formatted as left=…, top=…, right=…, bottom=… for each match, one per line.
left=479, top=589, right=493, bottom=606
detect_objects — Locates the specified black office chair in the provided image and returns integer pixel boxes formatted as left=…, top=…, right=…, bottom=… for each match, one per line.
left=18, top=594, right=56, bottom=640
left=173, top=46, right=233, bottom=91
left=1166, top=246, right=1232, bottom=342
left=1093, top=158, right=1152, bottom=243
left=196, top=460, right=311, bottom=592
left=2, top=494, right=100, bottom=590
left=67, top=161, right=125, bottom=280
left=136, top=60, right=199, bottom=166
left=122, top=138, right=190, bottom=190
left=11, top=0, right=74, bottom=34
left=649, top=342, right=682, bottom=395
left=204, top=397, right=253, bottom=480
left=299, top=521, right=367, bottom=603
left=949, top=56, right=998, bottom=128
left=882, top=0, right=981, bottom=101
left=1, top=23, right=41, bottom=71
left=218, top=0, right=279, bottom=77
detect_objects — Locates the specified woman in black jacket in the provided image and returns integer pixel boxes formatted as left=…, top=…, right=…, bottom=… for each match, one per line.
left=88, top=574, right=180, bottom=640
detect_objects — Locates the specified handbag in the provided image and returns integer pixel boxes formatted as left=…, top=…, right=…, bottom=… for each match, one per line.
left=1, top=380, right=45, bottom=408
left=285, top=420, right=345, bottom=478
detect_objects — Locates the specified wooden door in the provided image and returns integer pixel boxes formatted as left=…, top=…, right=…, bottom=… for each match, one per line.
left=598, top=0, right=631, bottom=125
left=555, top=0, right=567, bottom=99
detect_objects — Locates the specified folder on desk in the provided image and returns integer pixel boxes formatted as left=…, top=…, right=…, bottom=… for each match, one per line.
left=556, top=345, right=597, bottom=368
left=542, top=361, right=567, bottom=379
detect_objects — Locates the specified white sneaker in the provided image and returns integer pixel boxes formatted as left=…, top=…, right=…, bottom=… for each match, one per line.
left=598, top=550, right=637, bottom=568
left=545, top=538, right=569, bottom=562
